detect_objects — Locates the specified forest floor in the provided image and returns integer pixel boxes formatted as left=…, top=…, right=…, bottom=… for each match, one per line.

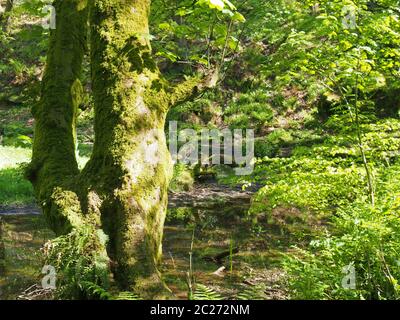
left=0, top=102, right=291, bottom=300
left=0, top=181, right=289, bottom=300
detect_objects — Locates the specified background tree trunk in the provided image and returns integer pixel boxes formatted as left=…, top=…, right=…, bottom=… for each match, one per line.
left=1, top=0, right=14, bottom=32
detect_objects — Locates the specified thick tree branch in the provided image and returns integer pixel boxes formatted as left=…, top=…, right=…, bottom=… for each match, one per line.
left=167, top=68, right=219, bottom=107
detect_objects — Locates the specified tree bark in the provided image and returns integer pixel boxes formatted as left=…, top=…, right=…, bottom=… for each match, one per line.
left=86, top=0, right=216, bottom=297
left=27, top=0, right=89, bottom=234
left=86, top=0, right=174, bottom=297
left=1, top=0, right=13, bottom=31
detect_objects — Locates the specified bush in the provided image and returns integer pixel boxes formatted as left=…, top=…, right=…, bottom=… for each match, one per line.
left=250, top=157, right=365, bottom=216
left=283, top=163, right=400, bottom=300
left=224, top=90, right=274, bottom=133
left=43, top=227, right=110, bottom=299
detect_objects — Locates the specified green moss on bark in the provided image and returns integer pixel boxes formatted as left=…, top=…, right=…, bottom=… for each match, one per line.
left=86, top=0, right=176, bottom=297
left=27, top=0, right=88, bottom=230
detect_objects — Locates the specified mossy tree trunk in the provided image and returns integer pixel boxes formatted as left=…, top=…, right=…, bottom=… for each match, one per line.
left=1, top=0, right=14, bottom=31
left=27, top=0, right=90, bottom=234
left=86, top=0, right=173, bottom=295
left=28, top=0, right=216, bottom=299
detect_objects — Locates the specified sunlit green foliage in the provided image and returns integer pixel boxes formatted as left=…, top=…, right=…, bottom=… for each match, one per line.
left=1, top=0, right=400, bottom=301
left=284, top=162, right=400, bottom=299
left=43, top=227, right=110, bottom=299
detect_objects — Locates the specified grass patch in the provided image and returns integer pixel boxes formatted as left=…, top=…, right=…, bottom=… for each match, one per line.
left=0, top=146, right=31, bottom=170
left=0, top=167, right=34, bottom=206
left=0, top=146, right=34, bottom=206
left=0, top=145, right=91, bottom=206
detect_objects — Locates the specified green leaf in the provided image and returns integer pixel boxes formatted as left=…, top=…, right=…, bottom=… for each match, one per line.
left=197, top=0, right=225, bottom=11
left=232, top=12, right=246, bottom=22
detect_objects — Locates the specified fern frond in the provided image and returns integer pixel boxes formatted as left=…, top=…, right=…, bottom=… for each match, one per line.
left=237, top=284, right=267, bottom=300
left=193, top=284, right=223, bottom=300
left=80, top=281, right=112, bottom=300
